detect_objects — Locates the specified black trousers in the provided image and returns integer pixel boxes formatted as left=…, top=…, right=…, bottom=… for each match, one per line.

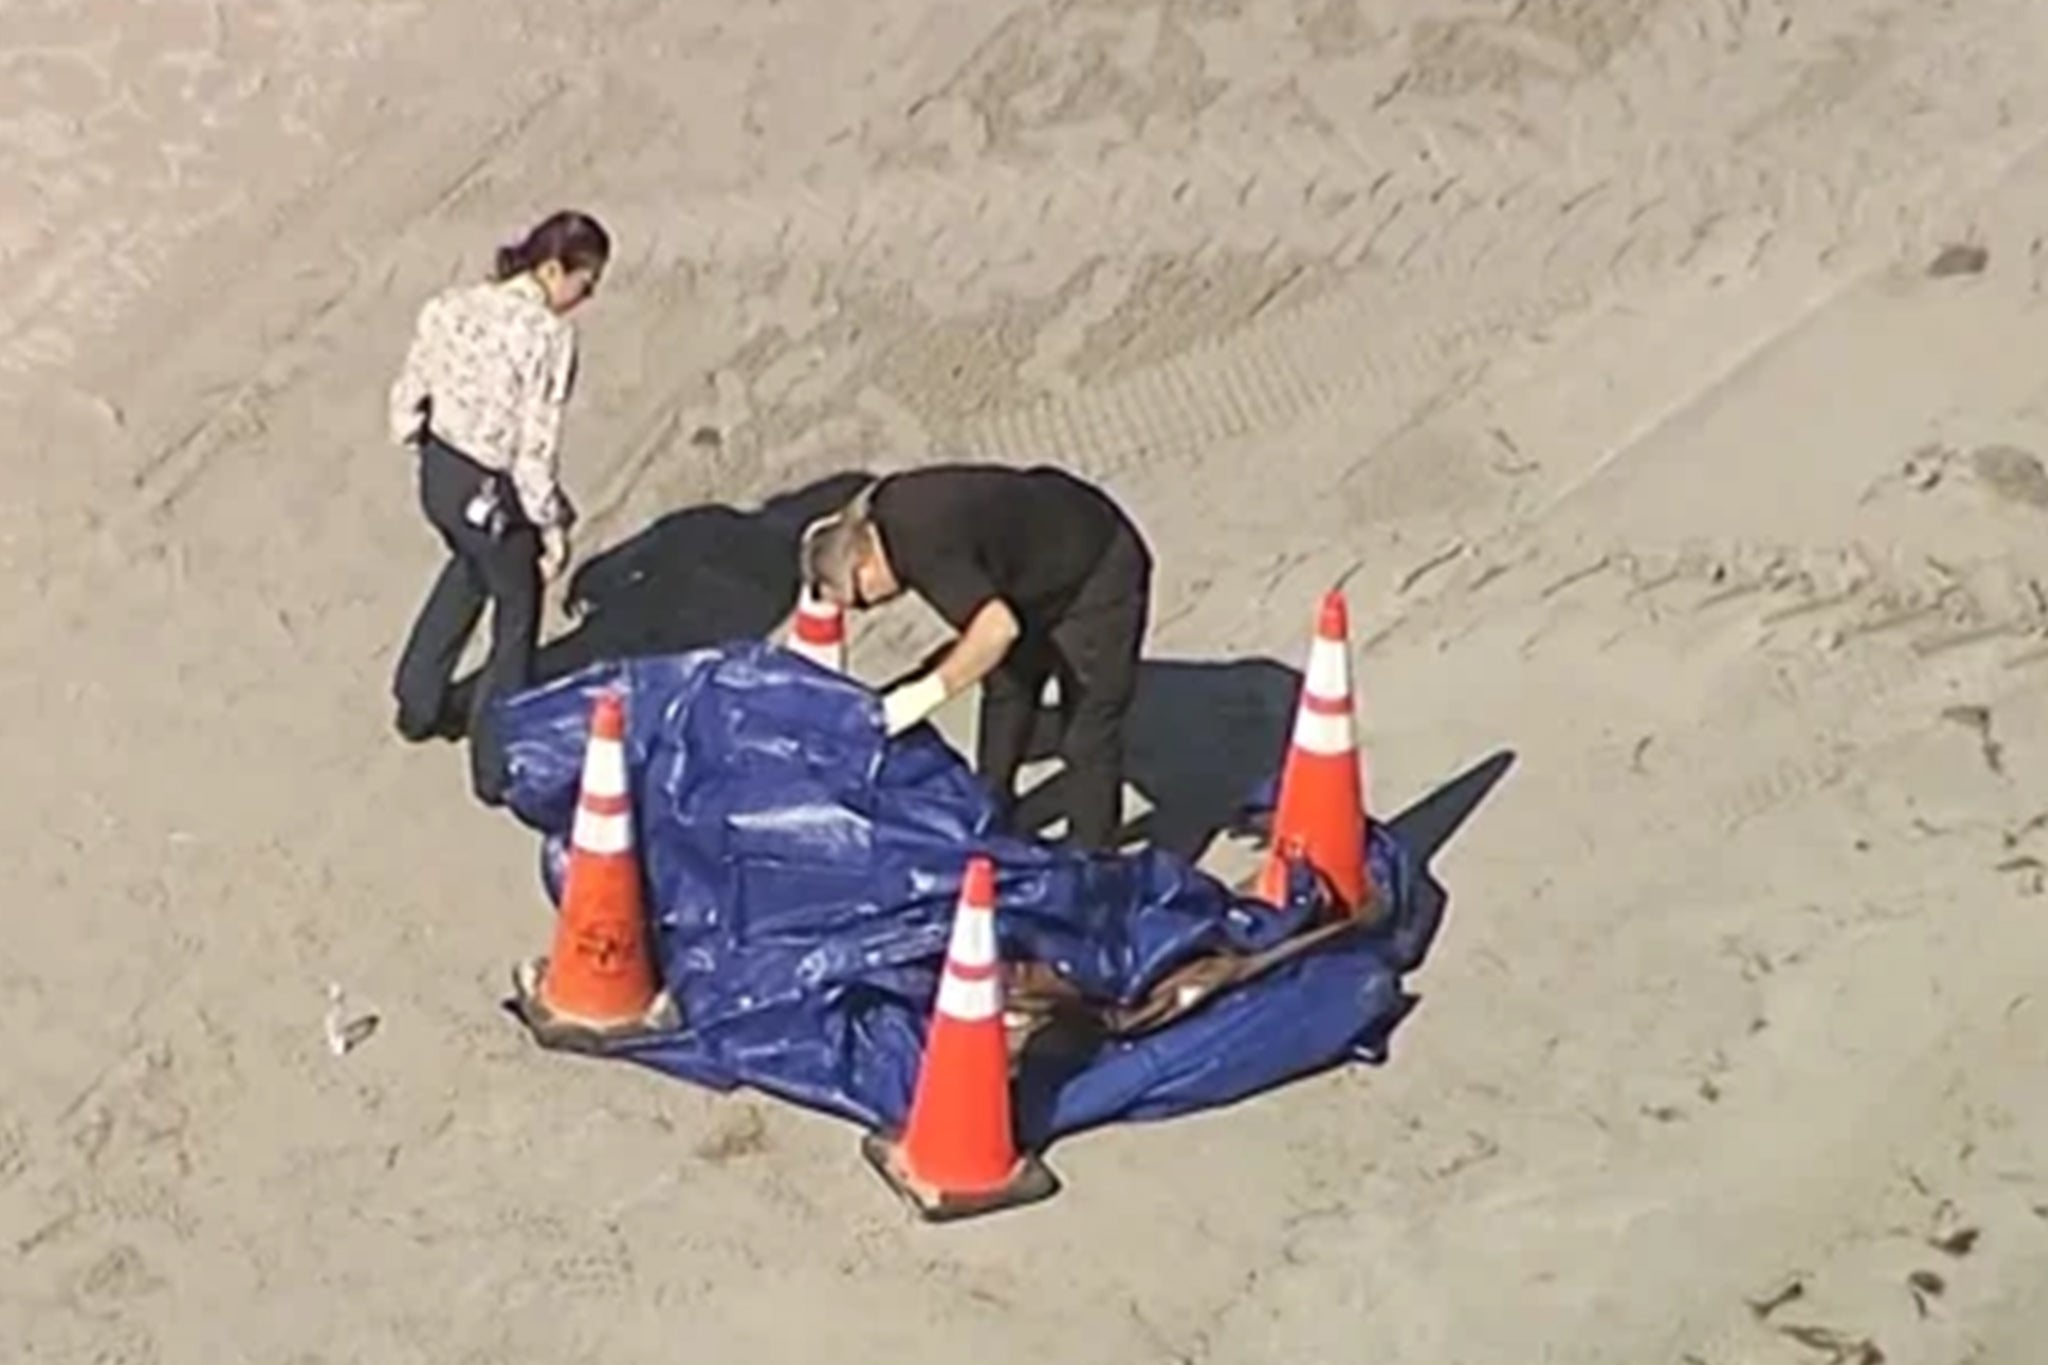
left=390, top=435, right=540, bottom=804
left=975, top=524, right=1152, bottom=851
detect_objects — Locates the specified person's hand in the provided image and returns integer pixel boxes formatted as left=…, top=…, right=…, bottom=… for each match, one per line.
left=539, top=524, right=571, bottom=584
left=880, top=674, right=949, bottom=737
left=561, top=562, right=593, bottom=622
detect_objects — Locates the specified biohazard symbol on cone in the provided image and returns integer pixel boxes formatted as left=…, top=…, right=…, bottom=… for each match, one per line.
left=862, top=855, right=1061, bottom=1223
left=786, top=587, right=847, bottom=673
left=1252, top=588, right=1378, bottom=921
left=510, top=687, right=680, bottom=1054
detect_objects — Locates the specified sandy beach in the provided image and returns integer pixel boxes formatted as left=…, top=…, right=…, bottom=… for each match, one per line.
left=7, top=1, right=2048, bottom=1360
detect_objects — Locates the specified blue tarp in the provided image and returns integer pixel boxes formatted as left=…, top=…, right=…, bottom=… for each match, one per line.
left=494, top=643, right=1431, bottom=1147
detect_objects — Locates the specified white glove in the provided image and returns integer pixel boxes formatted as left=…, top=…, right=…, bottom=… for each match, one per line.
left=880, top=674, right=949, bottom=737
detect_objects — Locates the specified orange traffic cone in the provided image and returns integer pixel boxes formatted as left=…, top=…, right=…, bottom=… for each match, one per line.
left=786, top=587, right=847, bottom=673
left=862, top=855, right=1060, bottom=1222
left=1252, top=588, right=1376, bottom=921
left=511, top=688, right=680, bottom=1053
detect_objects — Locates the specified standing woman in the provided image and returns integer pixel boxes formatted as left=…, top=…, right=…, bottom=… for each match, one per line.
left=386, top=209, right=611, bottom=804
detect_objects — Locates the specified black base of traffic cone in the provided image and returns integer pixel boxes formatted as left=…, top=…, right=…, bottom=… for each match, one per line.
left=859, top=1132, right=1062, bottom=1224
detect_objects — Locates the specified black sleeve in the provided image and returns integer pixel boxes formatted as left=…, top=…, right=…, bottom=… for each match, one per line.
left=874, top=471, right=1009, bottom=630
left=906, top=543, right=1003, bottom=630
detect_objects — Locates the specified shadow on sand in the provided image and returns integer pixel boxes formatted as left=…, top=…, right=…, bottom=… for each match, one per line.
left=446, top=470, right=873, bottom=712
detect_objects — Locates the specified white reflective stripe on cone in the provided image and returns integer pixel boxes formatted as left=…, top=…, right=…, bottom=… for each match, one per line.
left=581, top=737, right=628, bottom=799
left=947, top=904, right=997, bottom=969
left=1303, top=637, right=1350, bottom=702
left=573, top=807, right=632, bottom=856
left=936, top=967, right=1001, bottom=1022
left=1292, top=706, right=1356, bottom=757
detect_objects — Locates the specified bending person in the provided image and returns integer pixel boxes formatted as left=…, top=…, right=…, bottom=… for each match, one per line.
left=801, top=462, right=1153, bottom=851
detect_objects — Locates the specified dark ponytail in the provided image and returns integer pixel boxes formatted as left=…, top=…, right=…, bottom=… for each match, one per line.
left=492, top=210, right=613, bottom=282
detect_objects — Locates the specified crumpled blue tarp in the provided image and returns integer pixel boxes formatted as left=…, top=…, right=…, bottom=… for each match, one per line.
left=494, top=642, right=1430, bottom=1147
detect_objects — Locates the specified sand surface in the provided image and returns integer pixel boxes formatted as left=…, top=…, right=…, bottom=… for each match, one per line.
left=7, top=1, right=2048, bottom=1360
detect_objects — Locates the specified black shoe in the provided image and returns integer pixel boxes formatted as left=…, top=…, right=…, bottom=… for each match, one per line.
left=394, top=701, right=467, bottom=744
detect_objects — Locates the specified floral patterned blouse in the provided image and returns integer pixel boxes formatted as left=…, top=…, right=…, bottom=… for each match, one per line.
left=387, top=273, right=578, bottom=529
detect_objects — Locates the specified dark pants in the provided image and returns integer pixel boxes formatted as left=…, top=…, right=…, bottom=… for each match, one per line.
left=976, top=524, right=1152, bottom=851
left=391, top=435, right=540, bottom=804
